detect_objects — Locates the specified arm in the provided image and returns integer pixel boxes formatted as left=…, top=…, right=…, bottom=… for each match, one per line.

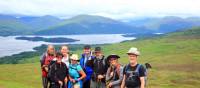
left=78, top=70, right=86, bottom=80
left=106, top=67, right=111, bottom=81
left=140, top=77, right=145, bottom=88
left=77, top=65, right=86, bottom=81
left=139, top=65, right=146, bottom=88
left=121, top=75, right=126, bottom=88
left=40, top=53, right=46, bottom=67
left=64, top=65, right=68, bottom=83
left=110, top=66, right=123, bottom=86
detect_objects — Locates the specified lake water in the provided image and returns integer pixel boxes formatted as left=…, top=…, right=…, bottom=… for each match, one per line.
left=0, top=34, right=136, bottom=57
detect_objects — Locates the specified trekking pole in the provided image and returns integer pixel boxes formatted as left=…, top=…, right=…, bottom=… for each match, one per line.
left=97, top=79, right=101, bottom=88
left=60, top=83, right=63, bottom=88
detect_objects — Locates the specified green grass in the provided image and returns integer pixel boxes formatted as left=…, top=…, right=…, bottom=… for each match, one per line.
left=0, top=27, right=200, bottom=88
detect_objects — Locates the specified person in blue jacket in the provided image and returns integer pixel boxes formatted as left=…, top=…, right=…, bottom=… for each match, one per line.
left=80, top=45, right=95, bottom=88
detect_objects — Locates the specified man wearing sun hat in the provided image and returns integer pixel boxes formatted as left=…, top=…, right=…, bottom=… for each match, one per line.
left=121, top=47, right=146, bottom=88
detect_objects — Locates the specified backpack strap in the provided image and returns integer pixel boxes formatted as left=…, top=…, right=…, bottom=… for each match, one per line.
left=135, top=64, right=141, bottom=73
left=70, top=64, right=80, bottom=77
left=124, top=64, right=130, bottom=74
left=115, top=64, right=121, bottom=78
left=93, top=56, right=105, bottom=65
left=124, top=64, right=141, bottom=75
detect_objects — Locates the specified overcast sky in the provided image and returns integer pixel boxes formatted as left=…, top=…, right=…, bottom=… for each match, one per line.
left=0, top=0, right=199, bottom=20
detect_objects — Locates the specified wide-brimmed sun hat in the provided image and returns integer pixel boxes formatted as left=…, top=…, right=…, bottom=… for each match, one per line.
left=70, top=54, right=79, bottom=60
left=107, top=54, right=120, bottom=61
left=127, top=47, right=140, bottom=56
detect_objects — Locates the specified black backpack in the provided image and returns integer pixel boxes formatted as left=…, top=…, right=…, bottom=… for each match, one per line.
left=124, top=64, right=147, bottom=87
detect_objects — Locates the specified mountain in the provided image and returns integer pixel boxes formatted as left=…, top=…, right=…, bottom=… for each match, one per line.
left=0, top=14, right=64, bottom=36
left=35, top=15, right=150, bottom=35
left=1, top=14, right=200, bottom=36
left=19, top=15, right=63, bottom=31
left=0, top=14, right=32, bottom=36
left=127, top=16, right=200, bottom=33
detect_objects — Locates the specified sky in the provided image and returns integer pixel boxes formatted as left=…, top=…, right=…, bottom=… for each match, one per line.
left=0, top=0, right=200, bottom=20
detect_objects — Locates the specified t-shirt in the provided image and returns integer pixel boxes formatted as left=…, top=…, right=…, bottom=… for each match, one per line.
left=68, top=64, right=83, bottom=79
left=62, top=56, right=70, bottom=68
left=123, top=64, right=146, bottom=88
left=123, top=64, right=145, bottom=76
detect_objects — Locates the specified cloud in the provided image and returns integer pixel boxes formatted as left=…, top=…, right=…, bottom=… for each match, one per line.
left=0, top=0, right=200, bottom=20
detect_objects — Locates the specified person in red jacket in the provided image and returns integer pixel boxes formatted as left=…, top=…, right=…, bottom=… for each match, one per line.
left=40, top=45, right=56, bottom=88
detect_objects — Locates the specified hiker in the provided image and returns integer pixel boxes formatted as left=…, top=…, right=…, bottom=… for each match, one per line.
left=68, top=54, right=86, bottom=88
left=40, top=45, right=56, bottom=88
left=91, top=47, right=109, bottom=88
left=48, top=52, right=68, bottom=88
left=60, top=45, right=70, bottom=68
left=106, top=54, right=123, bottom=88
left=121, top=47, right=146, bottom=88
left=80, top=45, right=95, bottom=88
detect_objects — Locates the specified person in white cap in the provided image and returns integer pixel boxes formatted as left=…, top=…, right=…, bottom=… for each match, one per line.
left=121, top=47, right=146, bottom=88
left=68, top=54, right=86, bottom=88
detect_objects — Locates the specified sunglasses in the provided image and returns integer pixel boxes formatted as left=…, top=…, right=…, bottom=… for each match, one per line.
left=71, top=59, right=78, bottom=61
left=109, top=58, right=117, bottom=61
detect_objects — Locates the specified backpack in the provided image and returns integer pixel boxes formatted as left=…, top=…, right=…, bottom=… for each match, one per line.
left=47, top=62, right=67, bottom=80
left=93, top=56, right=106, bottom=66
left=47, top=62, right=57, bottom=79
left=124, top=64, right=147, bottom=87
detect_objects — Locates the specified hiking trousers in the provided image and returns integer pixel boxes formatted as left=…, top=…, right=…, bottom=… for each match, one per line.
left=83, top=80, right=91, bottom=88
left=42, top=76, right=49, bottom=88
left=91, top=80, right=106, bottom=88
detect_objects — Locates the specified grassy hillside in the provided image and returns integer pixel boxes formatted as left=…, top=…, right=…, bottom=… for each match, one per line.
left=0, top=27, right=200, bottom=88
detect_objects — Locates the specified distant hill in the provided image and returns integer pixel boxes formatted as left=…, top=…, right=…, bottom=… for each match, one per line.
left=127, top=16, right=200, bottom=33
left=35, top=15, right=150, bottom=35
left=19, top=15, right=63, bottom=31
left=0, top=14, right=32, bottom=36
left=1, top=14, right=200, bottom=36
left=0, top=14, right=64, bottom=36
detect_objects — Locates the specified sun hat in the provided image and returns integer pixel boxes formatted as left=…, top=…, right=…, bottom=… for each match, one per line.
left=107, top=54, right=120, bottom=61
left=70, top=54, right=79, bottom=60
left=127, top=47, right=140, bottom=56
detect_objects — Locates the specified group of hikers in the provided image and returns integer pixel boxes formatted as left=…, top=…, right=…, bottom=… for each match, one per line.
left=40, top=44, right=151, bottom=88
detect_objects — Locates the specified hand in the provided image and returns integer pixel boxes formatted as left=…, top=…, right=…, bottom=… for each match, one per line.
left=110, top=72, right=114, bottom=77
left=64, top=77, right=68, bottom=83
left=70, top=79, right=76, bottom=83
left=44, top=67, right=48, bottom=72
left=108, top=83, right=112, bottom=87
left=77, top=78, right=81, bottom=81
left=97, top=75, right=104, bottom=79
left=58, top=80, right=63, bottom=86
